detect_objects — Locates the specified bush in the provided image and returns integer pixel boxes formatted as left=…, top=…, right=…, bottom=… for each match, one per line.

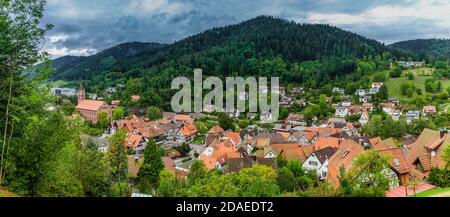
left=427, top=168, right=450, bottom=187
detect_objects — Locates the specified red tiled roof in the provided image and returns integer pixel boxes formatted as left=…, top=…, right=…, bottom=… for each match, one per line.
left=223, top=131, right=240, bottom=146
left=125, top=134, right=143, bottom=148
left=208, top=125, right=224, bottom=134
left=314, top=137, right=341, bottom=150
left=76, top=100, right=106, bottom=111
left=327, top=140, right=365, bottom=188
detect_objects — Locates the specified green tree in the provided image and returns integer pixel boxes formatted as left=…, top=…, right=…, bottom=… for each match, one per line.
left=97, top=111, right=109, bottom=129
left=0, top=0, right=52, bottom=185
left=277, top=167, right=297, bottom=192
left=157, top=170, right=178, bottom=197
left=105, top=130, right=128, bottom=184
left=390, top=65, right=402, bottom=78
left=137, top=139, right=164, bottom=194
left=218, top=113, right=235, bottom=131
left=147, top=106, right=162, bottom=120
left=8, top=113, right=72, bottom=196
left=188, top=160, right=207, bottom=185
left=236, top=164, right=279, bottom=197
left=112, top=107, right=124, bottom=120
left=76, top=139, right=110, bottom=197
left=339, top=150, right=391, bottom=197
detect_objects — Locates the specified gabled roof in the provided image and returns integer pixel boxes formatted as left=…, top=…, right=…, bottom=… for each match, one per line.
left=406, top=128, right=441, bottom=172
left=125, top=134, right=144, bottom=148
left=327, top=140, right=365, bottom=187
left=314, top=137, right=341, bottom=150
left=208, top=125, right=224, bottom=134
left=180, top=123, right=198, bottom=136
left=378, top=147, right=410, bottom=174
left=225, top=157, right=277, bottom=173
left=223, top=131, right=240, bottom=146
left=373, top=138, right=397, bottom=151
left=76, top=100, right=106, bottom=111
left=312, top=146, right=338, bottom=164
left=175, top=114, right=193, bottom=123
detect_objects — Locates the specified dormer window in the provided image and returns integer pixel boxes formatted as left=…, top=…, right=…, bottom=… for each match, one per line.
left=431, top=150, right=436, bottom=157
left=393, top=158, right=400, bottom=167
left=342, top=150, right=350, bottom=158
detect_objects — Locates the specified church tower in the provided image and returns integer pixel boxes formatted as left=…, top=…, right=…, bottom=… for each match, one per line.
left=78, top=78, right=85, bottom=104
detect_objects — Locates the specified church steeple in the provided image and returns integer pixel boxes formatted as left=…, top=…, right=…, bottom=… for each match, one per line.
left=78, top=78, right=85, bottom=104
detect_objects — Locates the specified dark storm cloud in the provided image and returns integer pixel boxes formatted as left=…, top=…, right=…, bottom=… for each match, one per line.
left=42, top=0, right=450, bottom=58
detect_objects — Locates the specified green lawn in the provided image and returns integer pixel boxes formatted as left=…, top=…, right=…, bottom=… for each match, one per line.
left=413, top=187, right=450, bottom=197
left=377, top=68, right=450, bottom=100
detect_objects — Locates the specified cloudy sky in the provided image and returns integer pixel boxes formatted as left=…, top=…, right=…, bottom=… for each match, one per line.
left=42, top=0, right=450, bottom=58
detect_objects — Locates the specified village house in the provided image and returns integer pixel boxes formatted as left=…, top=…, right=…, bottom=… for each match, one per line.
left=335, top=106, right=349, bottom=118
left=75, top=80, right=112, bottom=123
left=289, top=131, right=318, bottom=146
left=355, top=89, right=367, bottom=96
left=125, top=134, right=147, bottom=154
left=388, top=98, right=400, bottom=105
left=294, top=98, right=307, bottom=107
left=390, top=109, right=402, bottom=121
left=348, top=105, right=362, bottom=115
left=372, top=82, right=384, bottom=90
left=176, top=122, right=198, bottom=142
left=373, top=138, right=410, bottom=187
left=286, top=113, right=306, bottom=126
left=381, top=103, right=396, bottom=115
left=105, top=86, right=116, bottom=93
left=290, top=87, right=304, bottom=96
left=422, top=105, right=437, bottom=116
left=398, top=61, right=424, bottom=68
left=359, top=95, right=372, bottom=103
left=199, top=140, right=241, bottom=170
left=272, top=143, right=314, bottom=163
left=327, top=139, right=365, bottom=188
left=359, top=111, right=370, bottom=125
left=405, top=128, right=449, bottom=178
left=279, top=96, right=293, bottom=106
left=225, top=157, right=278, bottom=173
left=131, top=95, right=141, bottom=101
left=302, top=146, right=338, bottom=180
left=332, top=87, right=345, bottom=96
left=361, top=102, right=374, bottom=112
left=341, top=101, right=352, bottom=107
left=406, top=110, right=420, bottom=124
left=254, top=146, right=279, bottom=159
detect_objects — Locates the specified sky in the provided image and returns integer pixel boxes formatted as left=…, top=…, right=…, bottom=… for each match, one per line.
left=41, top=0, right=450, bottom=58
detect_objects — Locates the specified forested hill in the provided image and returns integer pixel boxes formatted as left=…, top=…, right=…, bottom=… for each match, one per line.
left=389, top=39, right=450, bottom=62
left=51, top=42, right=166, bottom=80
left=51, top=16, right=407, bottom=81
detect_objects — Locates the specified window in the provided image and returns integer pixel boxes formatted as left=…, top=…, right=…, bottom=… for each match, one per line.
left=431, top=150, right=436, bottom=156
left=322, top=171, right=327, bottom=177
left=393, top=158, right=400, bottom=167
left=309, top=161, right=318, bottom=166
left=342, top=150, right=350, bottom=158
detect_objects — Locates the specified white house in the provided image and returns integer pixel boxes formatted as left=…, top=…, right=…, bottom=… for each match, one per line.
left=359, top=111, right=370, bottom=125
left=302, top=147, right=337, bottom=180
left=406, top=110, right=420, bottom=124
left=355, top=89, right=367, bottom=96
left=335, top=106, right=349, bottom=118
left=341, top=101, right=352, bottom=107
